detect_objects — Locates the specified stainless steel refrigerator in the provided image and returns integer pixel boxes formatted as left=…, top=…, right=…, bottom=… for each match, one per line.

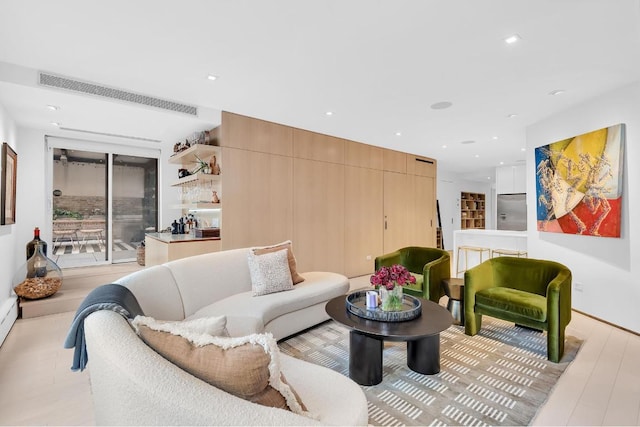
left=497, top=193, right=527, bottom=231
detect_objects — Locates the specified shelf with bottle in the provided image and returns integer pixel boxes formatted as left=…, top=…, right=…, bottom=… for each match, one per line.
left=171, top=173, right=221, bottom=187
left=168, top=144, right=220, bottom=165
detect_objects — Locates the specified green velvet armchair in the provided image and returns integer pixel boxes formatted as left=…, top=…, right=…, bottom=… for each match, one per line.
left=464, top=256, right=572, bottom=363
left=374, top=246, right=451, bottom=303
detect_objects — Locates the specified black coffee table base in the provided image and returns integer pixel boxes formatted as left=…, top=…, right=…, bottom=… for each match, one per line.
left=348, top=330, right=441, bottom=386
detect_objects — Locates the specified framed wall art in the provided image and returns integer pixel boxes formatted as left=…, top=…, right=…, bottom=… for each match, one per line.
left=535, top=123, right=624, bottom=237
left=1, top=142, right=17, bottom=225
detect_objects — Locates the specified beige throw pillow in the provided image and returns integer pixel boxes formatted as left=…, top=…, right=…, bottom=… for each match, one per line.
left=252, top=240, right=305, bottom=284
left=248, top=248, right=294, bottom=296
left=132, top=316, right=307, bottom=415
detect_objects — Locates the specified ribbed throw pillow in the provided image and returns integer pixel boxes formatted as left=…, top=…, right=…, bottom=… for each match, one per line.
left=132, top=316, right=307, bottom=415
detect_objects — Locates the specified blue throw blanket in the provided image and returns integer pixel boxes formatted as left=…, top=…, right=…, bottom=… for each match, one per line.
left=64, top=284, right=144, bottom=372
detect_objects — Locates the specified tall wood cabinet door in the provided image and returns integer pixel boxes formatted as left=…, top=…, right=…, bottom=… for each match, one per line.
left=221, top=148, right=293, bottom=249
left=345, top=140, right=383, bottom=170
left=412, top=175, right=436, bottom=246
left=383, top=149, right=407, bottom=173
left=383, top=171, right=414, bottom=253
left=344, top=166, right=383, bottom=277
left=293, top=158, right=345, bottom=274
left=221, top=111, right=293, bottom=157
left=292, top=129, right=345, bottom=164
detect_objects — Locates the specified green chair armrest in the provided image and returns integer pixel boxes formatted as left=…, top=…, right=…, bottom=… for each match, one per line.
left=464, top=259, right=496, bottom=335
left=422, top=253, right=450, bottom=302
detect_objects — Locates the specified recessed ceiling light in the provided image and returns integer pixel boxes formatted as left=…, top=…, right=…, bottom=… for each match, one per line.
left=549, top=89, right=565, bottom=96
left=487, top=176, right=491, bottom=180
left=492, top=136, right=498, bottom=140
left=50, top=122, right=60, bottom=127
left=460, top=140, right=475, bottom=145
left=430, top=101, right=453, bottom=110
left=507, top=114, right=518, bottom=118
left=395, top=132, right=402, bottom=137
left=504, top=34, right=521, bottom=44
left=499, top=161, right=504, bottom=165
left=521, top=148, right=526, bottom=152
left=325, top=111, right=333, bottom=116
left=206, top=74, right=218, bottom=81
left=442, top=145, right=447, bottom=149
left=46, top=105, right=59, bottom=111
left=474, top=154, right=480, bottom=158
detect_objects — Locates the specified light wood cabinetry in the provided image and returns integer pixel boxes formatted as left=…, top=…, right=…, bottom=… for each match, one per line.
left=383, top=149, right=407, bottom=173
left=413, top=175, right=436, bottom=245
left=292, top=129, right=345, bottom=164
left=293, top=158, right=345, bottom=274
left=383, top=173, right=437, bottom=252
left=406, top=155, right=436, bottom=178
left=345, top=140, right=383, bottom=169
left=221, top=111, right=293, bottom=157
left=145, top=235, right=222, bottom=266
left=221, top=147, right=293, bottom=249
left=208, top=111, right=437, bottom=276
left=344, top=166, right=383, bottom=277
left=383, top=171, right=414, bottom=253
left=461, top=192, right=485, bottom=229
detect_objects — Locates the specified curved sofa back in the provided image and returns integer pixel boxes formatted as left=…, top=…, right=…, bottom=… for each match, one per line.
left=115, top=247, right=252, bottom=320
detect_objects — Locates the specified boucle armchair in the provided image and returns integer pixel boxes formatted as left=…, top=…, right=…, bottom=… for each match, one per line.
left=464, top=256, right=572, bottom=362
left=374, top=246, right=451, bottom=303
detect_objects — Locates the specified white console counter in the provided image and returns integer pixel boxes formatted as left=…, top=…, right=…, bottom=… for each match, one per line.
left=453, top=229, right=527, bottom=277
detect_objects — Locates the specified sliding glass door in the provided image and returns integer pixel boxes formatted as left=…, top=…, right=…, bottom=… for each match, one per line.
left=112, top=154, right=157, bottom=263
left=52, top=148, right=108, bottom=268
left=49, top=139, right=158, bottom=268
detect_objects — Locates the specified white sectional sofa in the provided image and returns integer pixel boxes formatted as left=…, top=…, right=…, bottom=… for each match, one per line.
left=83, top=247, right=368, bottom=426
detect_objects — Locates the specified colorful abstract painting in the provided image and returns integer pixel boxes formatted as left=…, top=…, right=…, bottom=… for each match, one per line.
left=535, top=124, right=624, bottom=237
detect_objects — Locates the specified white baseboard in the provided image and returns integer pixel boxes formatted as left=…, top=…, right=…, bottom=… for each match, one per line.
left=0, top=297, right=18, bottom=347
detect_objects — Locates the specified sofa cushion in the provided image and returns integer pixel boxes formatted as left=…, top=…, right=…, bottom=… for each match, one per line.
left=248, top=248, right=294, bottom=296
left=475, top=287, right=547, bottom=321
left=132, top=316, right=307, bottom=415
left=189, top=271, right=349, bottom=328
left=252, top=241, right=305, bottom=285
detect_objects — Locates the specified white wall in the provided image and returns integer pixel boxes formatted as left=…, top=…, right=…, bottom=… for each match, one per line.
left=526, top=80, right=640, bottom=333
left=0, top=101, right=18, bottom=345
left=437, top=170, right=493, bottom=251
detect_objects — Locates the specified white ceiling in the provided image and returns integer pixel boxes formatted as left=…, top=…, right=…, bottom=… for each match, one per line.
left=0, top=0, right=639, bottom=182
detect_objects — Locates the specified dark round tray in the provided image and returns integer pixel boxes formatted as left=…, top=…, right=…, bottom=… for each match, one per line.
left=345, top=290, right=422, bottom=322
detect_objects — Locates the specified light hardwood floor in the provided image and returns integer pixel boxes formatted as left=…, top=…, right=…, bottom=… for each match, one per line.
left=0, top=276, right=639, bottom=425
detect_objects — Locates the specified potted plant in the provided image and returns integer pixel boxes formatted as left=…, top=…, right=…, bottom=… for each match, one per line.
left=192, top=155, right=211, bottom=174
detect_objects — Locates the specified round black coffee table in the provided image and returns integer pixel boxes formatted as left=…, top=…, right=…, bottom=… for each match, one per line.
left=325, top=294, right=453, bottom=386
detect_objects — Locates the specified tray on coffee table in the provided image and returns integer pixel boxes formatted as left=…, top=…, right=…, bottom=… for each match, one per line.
left=345, top=290, right=422, bottom=322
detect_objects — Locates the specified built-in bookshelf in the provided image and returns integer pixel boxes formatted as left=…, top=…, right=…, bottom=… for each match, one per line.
left=460, top=192, right=485, bottom=229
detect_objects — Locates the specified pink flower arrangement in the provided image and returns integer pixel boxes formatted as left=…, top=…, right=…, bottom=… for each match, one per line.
left=370, top=264, right=416, bottom=290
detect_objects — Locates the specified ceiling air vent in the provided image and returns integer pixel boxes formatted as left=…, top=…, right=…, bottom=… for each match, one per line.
left=39, top=72, right=198, bottom=116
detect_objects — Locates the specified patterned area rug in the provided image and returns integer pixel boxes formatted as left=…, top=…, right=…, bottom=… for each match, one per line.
left=279, top=317, right=582, bottom=426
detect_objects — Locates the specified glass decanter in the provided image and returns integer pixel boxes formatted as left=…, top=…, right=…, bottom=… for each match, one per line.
left=13, top=241, right=63, bottom=299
